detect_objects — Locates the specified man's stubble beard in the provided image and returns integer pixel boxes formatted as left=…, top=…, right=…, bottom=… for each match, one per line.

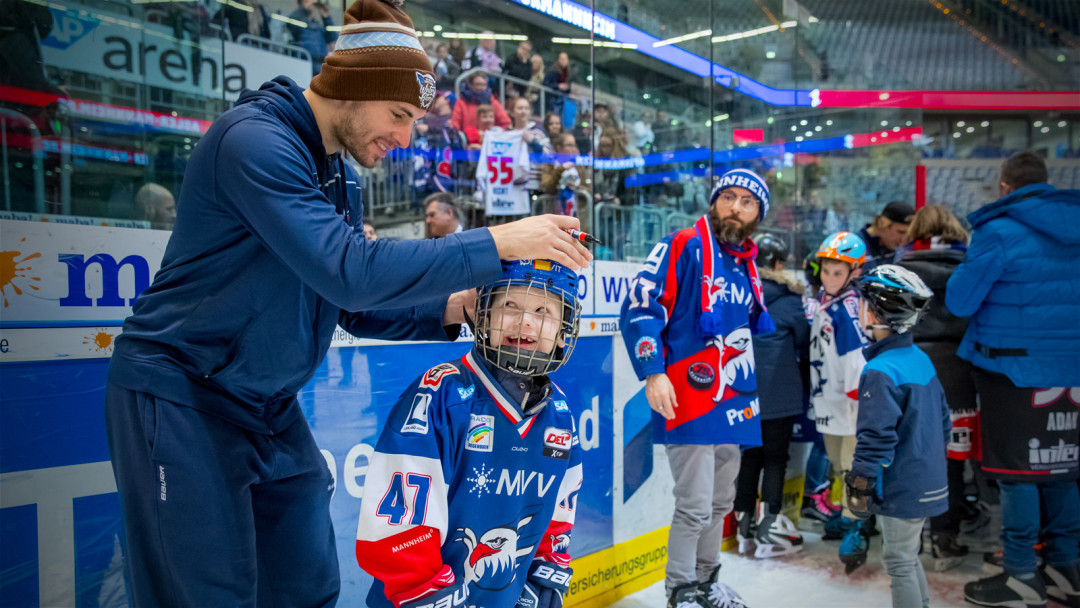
left=334, top=106, right=378, bottom=168
left=709, top=206, right=759, bottom=244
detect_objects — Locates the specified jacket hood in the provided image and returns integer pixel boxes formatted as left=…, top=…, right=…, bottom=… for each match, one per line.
left=968, top=183, right=1080, bottom=245
left=235, top=76, right=326, bottom=162
left=759, top=267, right=804, bottom=299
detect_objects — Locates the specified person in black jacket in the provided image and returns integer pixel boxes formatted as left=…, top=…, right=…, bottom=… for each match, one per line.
left=734, top=234, right=809, bottom=558
left=895, top=205, right=980, bottom=572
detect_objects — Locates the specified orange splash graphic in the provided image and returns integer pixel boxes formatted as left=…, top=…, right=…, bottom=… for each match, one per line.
left=1, top=237, right=43, bottom=308
left=83, top=329, right=115, bottom=354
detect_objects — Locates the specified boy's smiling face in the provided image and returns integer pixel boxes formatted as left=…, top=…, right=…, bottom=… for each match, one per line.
left=488, top=285, right=564, bottom=355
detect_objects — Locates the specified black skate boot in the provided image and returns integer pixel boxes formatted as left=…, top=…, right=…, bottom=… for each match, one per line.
left=753, top=503, right=804, bottom=559
left=964, top=572, right=1047, bottom=608
left=1042, top=563, right=1080, bottom=608
left=697, top=566, right=749, bottom=608
left=839, top=519, right=870, bottom=575
left=735, top=510, right=755, bottom=555
left=931, top=533, right=969, bottom=572
left=668, top=581, right=708, bottom=608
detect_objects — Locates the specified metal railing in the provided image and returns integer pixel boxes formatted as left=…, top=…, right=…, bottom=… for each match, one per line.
left=0, top=109, right=46, bottom=213
left=453, top=68, right=567, bottom=116
left=592, top=203, right=669, bottom=263
left=235, top=34, right=311, bottom=62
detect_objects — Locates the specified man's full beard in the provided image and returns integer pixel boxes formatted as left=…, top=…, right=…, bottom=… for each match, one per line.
left=709, top=208, right=759, bottom=244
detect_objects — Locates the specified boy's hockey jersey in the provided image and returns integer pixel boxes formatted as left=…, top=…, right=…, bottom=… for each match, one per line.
left=357, top=351, right=582, bottom=608
left=809, top=287, right=868, bottom=436
left=619, top=227, right=769, bottom=446
left=476, top=129, right=531, bottom=216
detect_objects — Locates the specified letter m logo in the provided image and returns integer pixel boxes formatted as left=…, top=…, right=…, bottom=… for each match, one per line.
left=58, top=253, right=150, bottom=306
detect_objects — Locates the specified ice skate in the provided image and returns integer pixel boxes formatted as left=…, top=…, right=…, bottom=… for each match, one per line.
left=838, top=520, right=870, bottom=575
left=668, top=582, right=709, bottom=608
left=753, top=503, right=804, bottom=559
left=1042, top=563, right=1080, bottom=608
left=931, top=533, right=969, bottom=572
left=965, top=572, right=1047, bottom=608
left=735, top=511, right=756, bottom=555
left=801, top=488, right=841, bottom=523
left=697, top=566, right=749, bottom=608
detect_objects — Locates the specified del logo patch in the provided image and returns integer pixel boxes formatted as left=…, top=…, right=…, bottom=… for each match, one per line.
left=466, top=414, right=494, bottom=452
left=543, top=427, right=572, bottom=460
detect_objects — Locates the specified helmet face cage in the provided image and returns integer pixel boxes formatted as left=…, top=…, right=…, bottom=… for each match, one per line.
left=474, top=272, right=581, bottom=376
left=856, top=265, right=934, bottom=333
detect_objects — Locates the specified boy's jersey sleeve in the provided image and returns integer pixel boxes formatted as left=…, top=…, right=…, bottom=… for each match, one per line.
left=833, top=295, right=868, bottom=402
left=533, top=415, right=583, bottom=568
left=619, top=233, right=681, bottom=380
left=356, top=365, right=459, bottom=606
left=852, top=370, right=902, bottom=478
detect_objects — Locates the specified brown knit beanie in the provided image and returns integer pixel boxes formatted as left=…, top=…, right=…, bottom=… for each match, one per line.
left=308, top=0, right=436, bottom=110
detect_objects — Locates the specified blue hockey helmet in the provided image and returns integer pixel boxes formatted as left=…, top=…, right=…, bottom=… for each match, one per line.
left=816, top=231, right=867, bottom=268
left=474, top=259, right=582, bottom=376
left=855, top=264, right=934, bottom=334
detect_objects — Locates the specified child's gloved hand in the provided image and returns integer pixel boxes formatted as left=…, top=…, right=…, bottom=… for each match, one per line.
left=844, top=471, right=876, bottom=520
left=515, top=561, right=572, bottom=608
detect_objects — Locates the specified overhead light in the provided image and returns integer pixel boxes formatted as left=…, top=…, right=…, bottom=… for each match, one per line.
left=953, top=132, right=961, bottom=138
left=966, top=126, right=975, bottom=133
left=790, top=125, right=797, bottom=132
left=433, top=24, right=443, bottom=32
left=800, top=119, right=808, bottom=125
left=445, top=32, right=529, bottom=41
left=643, top=93, right=651, bottom=99
left=765, top=50, right=776, bottom=59
left=714, top=113, right=730, bottom=122
left=880, top=120, right=888, bottom=126
left=815, top=125, right=822, bottom=131
left=805, top=131, right=812, bottom=137
left=981, top=120, right=990, bottom=127
left=712, top=22, right=797, bottom=44
left=653, top=30, right=712, bottom=48
left=551, top=37, right=637, bottom=49
left=1041, top=126, right=1050, bottom=133
left=767, top=116, right=774, bottom=124
left=957, top=120, right=966, bottom=127
left=1034, top=120, right=1044, bottom=127
left=272, top=13, right=306, bottom=27
left=826, top=120, right=833, bottom=126
left=1059, top=120, right=1068, bottom=127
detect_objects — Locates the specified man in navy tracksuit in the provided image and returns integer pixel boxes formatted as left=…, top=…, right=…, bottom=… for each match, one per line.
left=103, top=1, right=589, bottom=606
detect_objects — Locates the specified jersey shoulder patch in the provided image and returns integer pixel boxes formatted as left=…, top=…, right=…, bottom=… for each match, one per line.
left=419, top=362, right=461, bottom=391
left=841, top=294, right=860, bottom=320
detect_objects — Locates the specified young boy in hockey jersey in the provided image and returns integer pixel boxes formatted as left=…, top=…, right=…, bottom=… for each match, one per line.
left=357, top=260, right=583, bottom=608
left=845, top=265, right=951, bottom=605
left=808, top=231, right=871, bottom=571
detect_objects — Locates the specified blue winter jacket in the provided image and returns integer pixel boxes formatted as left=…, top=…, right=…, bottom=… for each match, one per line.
left=945, top=183, right=1080, bottom=388
left=852, top=333, right=952, bottom=519
left=753, top=269, right=810, bottom=420
left=108, top=77, right=502, bottom=434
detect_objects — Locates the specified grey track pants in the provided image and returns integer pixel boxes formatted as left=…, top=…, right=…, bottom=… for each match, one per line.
left=664, top=444, right=742, bottom=592
left=880, top=515, right=929, bottom=608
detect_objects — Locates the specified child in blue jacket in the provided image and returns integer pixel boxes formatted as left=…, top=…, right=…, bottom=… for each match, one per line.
left=845, top=265, right=952, bottom=606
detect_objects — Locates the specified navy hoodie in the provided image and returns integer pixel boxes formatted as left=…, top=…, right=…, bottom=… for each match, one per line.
left=108, top=77, right=502, bottom=434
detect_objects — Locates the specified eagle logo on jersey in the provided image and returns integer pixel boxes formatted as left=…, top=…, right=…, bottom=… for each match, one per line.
left=634, top=336, right=658, bottom=362
left=707, top=327, right=756, bottom=402
left=416, top=72, right=437, bottom=109
left=457, top=515, right=537, bottom=590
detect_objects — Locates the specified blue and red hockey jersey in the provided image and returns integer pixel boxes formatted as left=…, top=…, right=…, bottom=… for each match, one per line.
left=809, top=286, right=868, bottom=436
left=619, top=226, right=771, bottom=446
left=356, top=351, right=583, bottom=608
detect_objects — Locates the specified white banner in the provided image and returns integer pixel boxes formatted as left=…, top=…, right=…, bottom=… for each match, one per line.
left=40, top=3, right=312, bottom=101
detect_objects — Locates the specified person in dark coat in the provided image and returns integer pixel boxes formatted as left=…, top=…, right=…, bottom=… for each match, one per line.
left=895, top=205, right=977, bottom=572
left=856, top=201, right=914, bottom=272
left=734, top=234, right=809, bottom=558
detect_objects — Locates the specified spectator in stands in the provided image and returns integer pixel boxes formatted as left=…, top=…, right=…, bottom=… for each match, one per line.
left=362, top=221, right=377, bottom=241
left=216, top=0, right=270, bottom=41
left=0, top=0, right=58, bottom=93
left=631, top=111, right=656, bottom=153
left=653, top=110, right=673, bottom=153
left=430, top=43, right=461, bottom=91
left=894, top=205, right=977, bottom=572
left=508, top=96, right=551, bottom=155
left=452, top=72, right=511, bottom=134
left=949, top=152, right=1080, bottom=608
left=462, top=32, right=503, bottom=76
left=465, top=104, right=499, bottom=150
left=288, top=0, right=337, bottom=75
left=543, top=112, right=563, bottom=141
left=135, top=183, right=177, bottom=230
left=526, top=53, right=546, bottom=113
left=424, top=192, right=463, bottom=238
left=593, top=134, right=626, bottom=206
left=413, top=92, right=465, bottom=199
left=504, top=40, right=533, bottom=95
left=103, top=1, right=592, bottom=605
left=542, top=52, right=572, bottom=114
left=856, top=201, right=914, bottom=271
left=542, top=133, right=590, bottom=224
left=448, top=38, right=467, bottom=67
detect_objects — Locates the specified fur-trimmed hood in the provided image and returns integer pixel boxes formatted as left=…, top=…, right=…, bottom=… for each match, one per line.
left=759, top=267, right=804, bottom=299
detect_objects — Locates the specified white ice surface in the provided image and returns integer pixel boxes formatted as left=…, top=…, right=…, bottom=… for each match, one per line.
left=611, top=528, right=990, bottom=608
